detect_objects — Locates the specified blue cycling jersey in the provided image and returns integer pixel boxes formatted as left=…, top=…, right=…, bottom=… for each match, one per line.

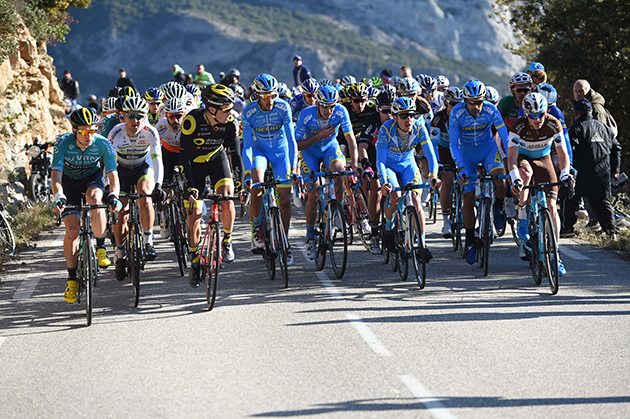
left=376, top=118, right=437, bottom=185
left=242, top=99, right=297, bottom=176
left=51, top=132, right=117, bottom=180
left=289, top=94, right=309, bottom=120
left=448, top=101, right=509, bottom=169
left=97, top=113, right=122, bottom=139
left=294, top=104, right=353, bottom=150
left=517, top=105, right=573, bottom=163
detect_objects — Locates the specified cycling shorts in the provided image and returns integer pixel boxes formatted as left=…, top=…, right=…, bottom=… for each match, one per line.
left=459, top=141, right=504, bottom=194
left=119, top=162, right=153, bottom=195
left=438, top=144, right=455, bottom=170
left=61, top=170, right=104, bottom=218
left=252, top=142, right=291, bottom=185
left=382, top=159, right=421, bottom=190
left=300, top=142, right=345, bottom=184
left=518, top=154, right=558, bottom=198
left=161, top=147, right=179, bottom=185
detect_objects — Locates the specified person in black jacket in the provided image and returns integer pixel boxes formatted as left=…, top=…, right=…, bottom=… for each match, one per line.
left=116, top=68, right=136, bottom=89
left=292, top=55, right=312, bottom=87
left=562, top=98, right=621, bottom=238
left=59, top=69, right=80, bottom=103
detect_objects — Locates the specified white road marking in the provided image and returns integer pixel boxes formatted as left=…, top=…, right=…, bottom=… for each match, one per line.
left=13, top=271, right=44, bottom=300
left=399, top=375, right=458, bottom=419
left=559, top=246, right=591, bottom=260
left=345, top=312, right=392, bottom=357
left=316, top=272, right=344, bottom=299
left=0, top=337, right=6, bottom=349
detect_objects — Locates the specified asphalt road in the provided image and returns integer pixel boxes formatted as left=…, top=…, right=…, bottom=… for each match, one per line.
left=1, top=203, right=629, bottom=418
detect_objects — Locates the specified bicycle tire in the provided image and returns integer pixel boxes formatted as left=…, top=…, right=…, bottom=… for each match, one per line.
left=328, top=200, right=348, bottom=279
left=450, top=186, right=460, bottom=252
left=84, top=239, right=94, bottom=326
left=344, top=202, right=354, bottom=245
left=353, top=187, right=371, bottom=251
left=405, top=206, right=426, bottom=289
left=271, top=207, right=289, bottom=288
left=129, top=222, right=141, bottom=307
left=177, top=205, right=189, bottom=269
left=206, top=222, right=220, bottom=310
left=263, top=211, right=276, bottom=280
left=315, top=204, right=327, bottom=271
left=482, top=199, right=491, bottom=277
left=397, top=226, right=408, bottom=281
left=170, top=203, right=185, bottom=277
left=509, top=217, right=520, bottom=246
left=0, top=209, right=16, bottom=257
left=430, top=191, right=438, bottom=224
left=528, top=210, right=543, bottom=286
left=541, top=207, right=559, bottom=295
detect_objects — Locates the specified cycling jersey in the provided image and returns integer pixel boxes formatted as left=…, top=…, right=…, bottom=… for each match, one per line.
left=289, top=94, right=309, bottom=121
left=508, top=115, right=566, bottom=160
left=147, top=112, right=160, bottom=127
left=242, top=99, right=297, bottom=180
left=339, top=102, right=377, bottom=146
left=517, top=105, right=573, bottom=163
left=448, top=101, right=509, bottom=170
left=430, top=108, right=456, bottom=168
left=376, top=118, right=437, bottom=187
left=52, top=132, right=117, bottom=180
left=155, top=117, right=181, bottom=154
left=108, top=121, right=163, bottom=185
left=358, top=111, right=384, bottom=167
left=497, top=95, right=520, bottom=128
left=97, top=113, right=122, bottom=139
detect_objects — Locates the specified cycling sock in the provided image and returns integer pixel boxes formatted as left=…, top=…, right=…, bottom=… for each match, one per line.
left=95, top=236, right=106, bottom=249
left=422, top=232, right=426, bottom=247
left=466, top=228, right=475, bottom=247
left=116, top=242, right=126, bottom=259
left=385, top=215, right=394, bottom=230
left=253, top=213, right=262, bottom=228
left=442, top=212, right=450, bottom=223
left=518, top=206, right=527, bottom=220
left=190, top=245, right=199, bottom=264
left=143, top=230, right=153, bottom=245
left=68, top=267, right=77, bottom=279
left=306, top=224, right=315, bottom=241
left=250, top=221, right=254, bottom=239
left=370, top=221, right=379, bottom=237
left=223, top=228, right=232, bottom=243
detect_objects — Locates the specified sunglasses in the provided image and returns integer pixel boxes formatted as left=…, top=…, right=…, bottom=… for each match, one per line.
left=166, top=113, right=184, bottom=119
left=149, top=101, right=161, bottom=106
left=318, top=102, right=337, bottom=109
left=305, top=93, right=315, bottom=98
left=258, top=93, right=278, bottom=100
left=126, top=113, right=145, bottom=120
left=516, top=88, right=532, bottom=93
left=76, top=128, right=97, bottom=135
left=466, top=100, right=483, bottom=106
left=218, top=106, right=234, bottom=113
left=423, top=89, right=436, bottom=94
left=396, top=113, right=414, bottom=120
left=528, top=112, right=545, bottom=120
left=379, top=108, right=392, bottom=114
left=352, top=98, right=367, bottom=104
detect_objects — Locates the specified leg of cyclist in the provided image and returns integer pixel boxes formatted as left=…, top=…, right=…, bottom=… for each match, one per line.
left=217, top=180, right=236, bottom=263
left=85, top=185, right=111, bottom=268
left=249, top=162, right=267, bottom=250
left=301, top=151, right=322, bottom=261
left=484, top=147, right=507, bottom=232
left=514, top=158, right=533, bottom=260
left=137, top=175, right=157, bottom=261
left=61, top=214, right=81, bottom=303
left=380, top=167, right=400, bottom=253
left=438, top=145, right=455, bottom=238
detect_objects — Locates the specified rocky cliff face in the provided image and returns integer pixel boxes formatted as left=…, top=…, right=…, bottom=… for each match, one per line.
left=0, top=19, right=70, bottom=212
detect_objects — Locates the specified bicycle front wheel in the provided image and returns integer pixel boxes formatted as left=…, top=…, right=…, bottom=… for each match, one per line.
left=0, top=209, right=15, bottom=257
left=397, top=226, right=408, bottom=281
left=541, top=207, right=559, bottom=295
left=405, top=206, right=426, bottom=289
left=481, top=198, right=491, bottom=277
left=79, top=239, right=93, bottom=326
left=263, top=212, right=276, bottom=280
left=328, top=200, right=348, bottom=279
left=354, top=188, right=371, bottom=251
left=271, top=207, right=289, bottom=288
left=206, top=223, right=221, bottom=310
left=129, top=223, right=142, bottom=308
left=528, top=210, right=543, bottom=286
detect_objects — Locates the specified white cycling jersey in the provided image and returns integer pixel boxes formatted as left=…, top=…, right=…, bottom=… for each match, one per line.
left=154, top=117, right=181, bottom=154
left=108, top=121, right=164, bottom=185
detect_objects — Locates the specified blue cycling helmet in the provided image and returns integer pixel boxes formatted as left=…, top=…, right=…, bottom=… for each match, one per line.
left=419, top=75, right=438, bottom=90
left=316, top=85, right=340, bottom=105
left=462, top=79, right=486, bottom=100
left=398, top=77, right=419, bottom=95
left=185, top=84, right=201, bottom=97
left=533, top=82, right=558, bottom=106
left=253, top=73, right=279, bottom=93
left=484, top=86, right=500, bottom=103
left=368, top=86, right=379, bottom=98
left=144, top=87, right=164, bottom=101
left=332, top=83, right=343, bottom=92
left=392, top=96, right=416, bottom=114
left=318, top=77, right=332, bottom=86
left=302, top=78, right=319, bottom=95
left=522, top=92, right=548, bottom=115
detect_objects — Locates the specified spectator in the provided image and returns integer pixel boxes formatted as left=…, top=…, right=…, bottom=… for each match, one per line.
left=86, top=94, right=101, bottom=115
left=292, top=55, right=312, bottom=87
left=531, top=69, right=547, bottom=87
left=573, top=79, right=617, bottom=135
left=59, top=69, right=80, bottom=104
left=116, top=68, right=136, bottom=89
left=379, top=69, right=393, bottom=85
left=400, top=65, right=412, bottom=78
left=220, top=68, right=246, bottom=93
left=562, top=99, right=621, bottom=238
left=172, top=64, right=188, bottom=85
left=192, top=64, right=215, bottom=86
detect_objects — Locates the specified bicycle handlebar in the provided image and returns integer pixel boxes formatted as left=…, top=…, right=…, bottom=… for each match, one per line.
left=391, top=183, right=432, bottom=192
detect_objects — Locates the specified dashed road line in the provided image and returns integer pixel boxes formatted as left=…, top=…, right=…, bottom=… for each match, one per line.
left=399, top=375, right=458, bottom=419
left=559, top=245, right=591, bottom=260
left=0, top=337, right=6, bottom=349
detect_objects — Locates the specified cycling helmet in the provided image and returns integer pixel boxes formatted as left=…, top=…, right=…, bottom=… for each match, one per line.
left=361, top=78, right=373, bottom=88
left=339, top=87, right=350, bottom=100
left=302, top=78, right=319, bottom=95
left=522, top=92, right=548, bottom=115
left=398, top=77, right=419, bottom=95
left=376, top=89, right=396, bottom=107
left=381, top=84, right=397, bottom=94
left=347, top=82, right=369, bottom=98
left=316, top=85, right=340, bottom=105
left=278, top=82, right=289, bottom=97
left=163, top=82, right=187, bottom=100
left=462, top=79, right=486, bottom=100
left=70, top=107, right=98, bottom=128
left=227, top=68, right=241, bottom=78
left=228, top=82, right=244, bottom=97
left=392, top=97, right=416, bottom=114
left=201, top=84, right=236, bottom=107
left=122, top=96, right=149, bottom=114
left=332, top=83, right=343, bottom=92
left=436, top=75, right=450, bottom=90
left=102, top=97, right=118, bottom=113
left=533, top=82, right=558, bottom=106
left=370, top=76, right=383, bottom=88
left=414, top=74, right=426, bottom=85
left=144, top=87, right=164, bottom=101
left=443, top=86, right=464, bottom=104
left=419, top=75, right=438, bottom=90
left=252, top=73, right=278, bottom=93
left=114, top=97, right=126, bottom=112
left=509, top=72, right=533, bottom=87
left=368, top=86, right=379, bottom=98
left=164, top=97, right=187, bottom=114
left=108, top=87, right=122, bottom=98
left=120, top=86, right=137, bottom=97
left=484, top=86, right=500, bottom=104
left=185, top=84, right=201, bottom=97
left=184, top=92, right=195, bottom=105
left=318, top=77, right=332, bottom=87
left=390, top=76, right=403, bottom=89
left=340, top=75, right=356, bottom=87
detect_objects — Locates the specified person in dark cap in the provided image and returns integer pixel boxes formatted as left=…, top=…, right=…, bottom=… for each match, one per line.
left=379, top=69, right=393, bottom=85
left=59, top=69, right=80, bottom=104
left=561, top=98, right=621, bottom=238
left=292, top=55, right=312, bottom=87
left=117, top=68, right=136, bottom=89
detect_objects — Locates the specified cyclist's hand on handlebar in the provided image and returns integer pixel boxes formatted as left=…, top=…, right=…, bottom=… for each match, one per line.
left=152, top=183, right=167, bottom=205
left=52, top=193, right=67, bottom=214
left=106, top=193, right=122, bottom=213
left=381, top=182, right=392, bottom=195
left=457, top=168, right=469, bottom=188
left=185, top=187, right=199, bottom=202
left=511, top=179, right=523, bottom=196
left=240, top=190, right=251, bottom=206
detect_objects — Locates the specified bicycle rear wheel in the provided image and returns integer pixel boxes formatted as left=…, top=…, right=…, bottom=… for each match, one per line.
left=344, top=202, right=354, bottom=245
left=0, top=209, right=15, bottom=257
left=206, top=223, right=220, bottom=310
left=481, top=199, right=491, bottom=277
left=129, top=222, right=142, bottom=307
left=450, top=186, right=460, bottom=252
left=170, top=203, right=185, bottom=277
left=405, top=206, right=426, bottom=289
left=397, top=227, right=408, bottom=281
left=263, top=212, right=276, bottom=280
left=271, top=207, right=289, bottom=288
left=430, top=191, right=438, bottom=224
left=354, top=188, right=371, bottom=251
left=541, top=208, right=559, bottom=295
left=328, top=200, right=348, bottom=278
left=528, top=210, right=543, bottom=286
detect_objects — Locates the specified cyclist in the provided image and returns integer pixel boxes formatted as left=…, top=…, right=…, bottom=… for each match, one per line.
left=180, top=84, right=240, bottom=287
left=436, top=75, right=450, bottom=93
left=377, top=97, right=438, bottom=261
left=145, top=87, right=164, bottom=126
left=296, top=85, right=358, bottom=260
left=242, top=74, right=298, bottom=263
left=430, top=86, right=464, bottom=238
left=359, top=88, right=396, bottom=251
left=98, top=96, right=129, bottom=138
left=449, top=79, right=509, bottom=264
left=51, top=108, right=122, bottom=303
left=289, top=78, right=318, bottom=122
left=155, top=97, right=187, bottom=184
left=339, top=82, right=376, bottom=162
left=109, top=96, right=164, bottom=280
left=419, top=75, right=444, bottom=114
left=498, top=72, right=533, bottom=129
left=508, top=92, right=572, bottom=274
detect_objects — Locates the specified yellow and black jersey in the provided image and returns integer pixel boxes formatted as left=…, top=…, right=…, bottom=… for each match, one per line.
left=337, top=101, right=377, bottom=148
left=180, top=108, right=238, bottom=164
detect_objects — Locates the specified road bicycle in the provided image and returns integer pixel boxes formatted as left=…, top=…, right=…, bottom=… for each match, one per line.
left=196, top=193, right=241, bottom=310
left=124, top=189, right=152, bottom=308
left=342, top=171, right=371, bottom=251
left=163, top=169, right=190, bottom=277
left=446, top=168, right=466, bottom=258
left=250, top=177, right=294, bottom=288
left=0, top=202, right=15, bottom=257
left=310, top=170, right=354, bottom=279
